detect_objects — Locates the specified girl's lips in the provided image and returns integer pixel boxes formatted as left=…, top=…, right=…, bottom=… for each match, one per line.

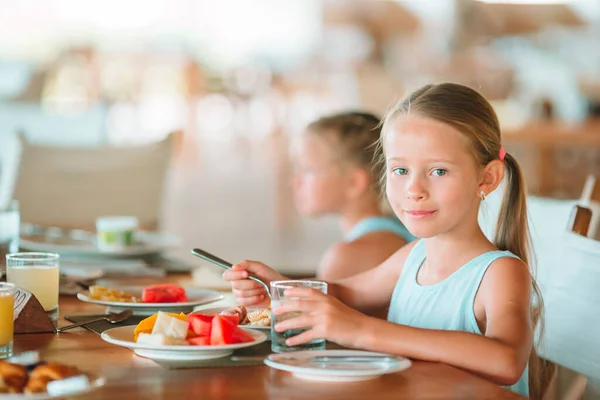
left=405, top=210, right=436, bottom=219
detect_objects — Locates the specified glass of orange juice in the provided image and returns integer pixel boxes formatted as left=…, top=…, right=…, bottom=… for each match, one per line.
left=0, top=282, right=15, bottom=359
left=6, top=252, right=60, bottom=323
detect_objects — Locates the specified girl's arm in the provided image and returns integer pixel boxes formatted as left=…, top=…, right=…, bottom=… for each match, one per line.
left=358, top=257, right=533, bottom=385
left=275, top=256, right=532, bottom=386
left=225, top=240, right=417, bottom=312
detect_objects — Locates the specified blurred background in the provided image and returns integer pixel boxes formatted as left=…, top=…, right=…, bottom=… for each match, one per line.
left=1, top=0, right=600, bottom=272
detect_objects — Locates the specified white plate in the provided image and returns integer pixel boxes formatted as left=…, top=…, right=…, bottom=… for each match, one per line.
left=77, top=286, right=224, bottom=314
left=19, top=231, right=179, bottom=258
left=0, top=373, right=106, bottom=399
left=101, top=325, right=268, bottom=366
left=264, top=350, right=411, bottom=382
left=192, top=307, right=271, bottom=330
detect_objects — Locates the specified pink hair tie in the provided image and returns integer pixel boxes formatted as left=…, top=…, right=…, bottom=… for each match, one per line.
left=499, top=146, right=506, bottom=161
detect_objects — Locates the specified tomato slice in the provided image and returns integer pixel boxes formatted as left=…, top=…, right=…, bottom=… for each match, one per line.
left=142, top=284, right=188, bottom=303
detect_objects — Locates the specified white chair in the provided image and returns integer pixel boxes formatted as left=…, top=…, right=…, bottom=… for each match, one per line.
left=480, top=189, right=597, bottom=399
left=536, top=233, right=600, bottom=400
left=12, top=132, right=174, bottom=230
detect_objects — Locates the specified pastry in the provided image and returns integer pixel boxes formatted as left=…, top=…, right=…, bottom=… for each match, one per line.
left=0, top=361, right=28, bottom=393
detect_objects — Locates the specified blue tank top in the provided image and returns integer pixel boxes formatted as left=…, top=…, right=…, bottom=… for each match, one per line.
left=387, top=240, right=529, bottom=397
left=345, top=216, right=416, bottom=243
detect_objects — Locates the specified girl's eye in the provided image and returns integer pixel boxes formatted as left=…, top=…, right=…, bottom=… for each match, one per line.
left=432, top=169, right=447, bottom=177
left=392, top=168, right=408, bottom=176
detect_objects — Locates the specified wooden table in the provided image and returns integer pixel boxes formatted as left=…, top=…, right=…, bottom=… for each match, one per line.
left=12, top=288, right=525, bottom=399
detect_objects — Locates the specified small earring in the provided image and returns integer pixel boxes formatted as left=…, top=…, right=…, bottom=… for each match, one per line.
left=480, top=190, right=486, bottom=201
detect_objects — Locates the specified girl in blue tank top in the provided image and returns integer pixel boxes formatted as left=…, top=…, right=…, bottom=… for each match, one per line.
left=225, top=84, right=552, bottom=399
left=292, top=112, right=413, bottom=281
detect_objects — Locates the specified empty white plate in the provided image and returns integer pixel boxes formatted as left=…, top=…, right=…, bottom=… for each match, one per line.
left=264, top=350, right=411, bottom=382
left=77, top=286, right=224, bottom=315
left=101, top=325, right=268, bottom=367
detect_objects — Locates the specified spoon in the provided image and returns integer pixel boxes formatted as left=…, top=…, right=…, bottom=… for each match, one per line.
left=57, top=309, right=133, bottom=332
left=191, top=248, right=272, bottom=298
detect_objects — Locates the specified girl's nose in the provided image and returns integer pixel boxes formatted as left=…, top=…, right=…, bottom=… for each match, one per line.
left=406, top=176, right=428, bottom=201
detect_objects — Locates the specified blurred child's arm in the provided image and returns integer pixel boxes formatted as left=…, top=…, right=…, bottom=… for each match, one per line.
left=360, top=257, right=533, bottom=385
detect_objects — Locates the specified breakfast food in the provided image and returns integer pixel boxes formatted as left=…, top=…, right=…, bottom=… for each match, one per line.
left=142, top=284, right=188, bottom=303
left=88, top=284, right=188, bottom=304
left=0, top=360, right=87, bottom=395
left=0, top=361, right=28, bottom=393
left=219, top=305, right=271, bottom=327
left=246, top=308, right=271, bottom=327
left=88, top=286, right=138, bottom=303
left=133, top=311, right=256, bottom=346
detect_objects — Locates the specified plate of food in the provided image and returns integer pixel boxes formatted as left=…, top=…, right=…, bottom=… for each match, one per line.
left=193, top=305, right=271, bottom=330
left=76, top=284, right=224, bottom=314
left=0, top=353, right=105, bottom=398
left=101, top=311, right=267, bottom=367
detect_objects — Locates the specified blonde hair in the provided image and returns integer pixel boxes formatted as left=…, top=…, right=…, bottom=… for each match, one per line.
left=306, top=111, right=383, bottom=193
left=380, top=83, right=553, bottom=399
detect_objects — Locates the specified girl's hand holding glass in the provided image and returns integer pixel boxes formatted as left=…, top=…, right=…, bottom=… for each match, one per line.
left=272, top=287, right=370, bottom=349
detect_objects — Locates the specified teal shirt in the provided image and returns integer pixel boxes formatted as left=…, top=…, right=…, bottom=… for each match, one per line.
left=345, top=216, right=416, bottom=243
left=387, top=240, right=529, bottom=397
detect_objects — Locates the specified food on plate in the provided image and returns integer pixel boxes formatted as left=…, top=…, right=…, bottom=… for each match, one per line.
left=0, top=361, right=28, bottom=393
left=142, top=284, right=188, bottom=303
left=133, top=312, right=187, bottom=341
left=246, top=308, right=271, bottom=327
left=133, top=311, right=256, bottom=346
left=0, top=358, right=89, bottom=395
left=219, top=305, right=271, bottom=327
left=89, top=285, right=138, bottom=303
left=87, top=284, right=188, bottom=304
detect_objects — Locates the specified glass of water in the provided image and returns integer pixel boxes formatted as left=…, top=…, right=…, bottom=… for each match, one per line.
left=270, top=280, right=328, bottom=353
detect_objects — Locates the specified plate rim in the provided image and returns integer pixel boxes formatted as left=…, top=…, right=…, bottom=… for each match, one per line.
left=264, top=350, right=412, bottom=377
left=101, top=325, right=267, bottom=352
left=76, top=286, right=225, bottom=308
left=19, top=231, right=179, bottom=257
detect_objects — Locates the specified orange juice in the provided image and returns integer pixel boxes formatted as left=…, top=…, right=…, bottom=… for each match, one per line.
left=0, top=289, right=14, bottom=347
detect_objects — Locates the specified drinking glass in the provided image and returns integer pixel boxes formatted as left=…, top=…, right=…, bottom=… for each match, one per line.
left=0, top=282, right=16, bottom=359
left=6, top=252, right=60, bottom=323
left=270, top=280, right=327, bottom=353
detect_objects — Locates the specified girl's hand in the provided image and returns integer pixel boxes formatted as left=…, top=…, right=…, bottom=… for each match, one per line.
left=222, top=260, right=285, bottom=307
left=272, top=287, right=370, bottom=349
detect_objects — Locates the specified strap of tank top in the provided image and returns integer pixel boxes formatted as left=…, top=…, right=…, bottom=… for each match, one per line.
left=397, top=239, right=426, bottom=283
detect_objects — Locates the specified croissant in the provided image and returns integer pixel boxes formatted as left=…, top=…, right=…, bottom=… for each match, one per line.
left=30, top=363, right=80, bottom=381
left=24, top=375, right=54, bottom=394
left=0, top=361, right=28, bottom=393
